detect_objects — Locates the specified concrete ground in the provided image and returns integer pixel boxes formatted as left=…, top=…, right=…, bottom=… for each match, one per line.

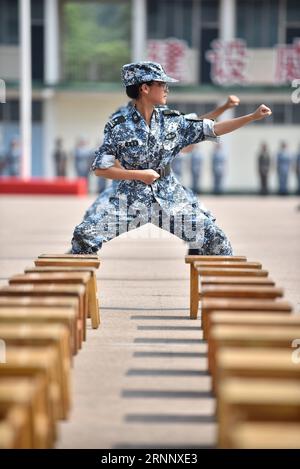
left=0, top=195, right=299, bottom=448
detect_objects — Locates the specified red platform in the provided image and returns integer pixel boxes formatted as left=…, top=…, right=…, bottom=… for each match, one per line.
left=0, top=178, right=88, bottom=195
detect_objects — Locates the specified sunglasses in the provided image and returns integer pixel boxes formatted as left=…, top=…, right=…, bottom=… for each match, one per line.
left=153, top=82, right=169, bottom=91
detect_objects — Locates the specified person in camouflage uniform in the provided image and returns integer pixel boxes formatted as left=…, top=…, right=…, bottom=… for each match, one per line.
left=83, top=95, right=239, bottom=220
left=71, top=61, right=271, bottom=254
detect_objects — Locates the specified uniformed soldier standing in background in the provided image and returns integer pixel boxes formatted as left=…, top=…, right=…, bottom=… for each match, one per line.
left=53, top=137, right=67, bottom=177
left=276, top=141, right=291, bottom=195
left=257, top=142, right=271, bottom=195
left=74, top=137, right=91, bottom=179
left=0, top=131, right=6, bottom=176
left=295, top=144, right=300, bottom=195
left=71, top=61, right=272, bottom=255
left=190, top=144, right=204, bottom=193
left=6, top=136, right=21, bottom=177
left=212, top=143, right=226, bottom=194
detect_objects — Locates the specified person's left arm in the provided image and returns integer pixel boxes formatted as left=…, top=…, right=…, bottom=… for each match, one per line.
left=178, top=104, right=271, bottom=148
left=214, top=105, right=272, bottom=136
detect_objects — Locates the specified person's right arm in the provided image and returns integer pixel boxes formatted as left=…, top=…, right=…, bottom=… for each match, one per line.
left=92, top=123, right=160, bottom=185
left=94, top=163, right=160, bottom=185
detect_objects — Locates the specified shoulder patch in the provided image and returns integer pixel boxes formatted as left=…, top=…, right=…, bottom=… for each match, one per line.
left=184, top=115, right=203, bottom=122
left=107, top=115, right=126, bottom=129
left=162, top=109, right=182, bottom=117
left=132, top=111, right=141, bottom=123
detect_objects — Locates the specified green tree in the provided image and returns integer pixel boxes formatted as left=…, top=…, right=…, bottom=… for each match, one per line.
left=63, top=2, right=131, bottom=82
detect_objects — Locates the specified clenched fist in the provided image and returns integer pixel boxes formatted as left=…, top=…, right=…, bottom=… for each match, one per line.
left=226, top=95, right=240, bottom=108
left=138, top=169, right=160, bottom=185
left=252, top=104, right=272, bottom=121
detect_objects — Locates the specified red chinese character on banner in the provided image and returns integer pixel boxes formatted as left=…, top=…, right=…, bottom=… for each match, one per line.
left=147, top=39, right=188, bottom=81
left=275, top=39, right=300, bottom=84
left=206, top=39, right=249, bottom=85
left=147, top=41, right=164, bottom=65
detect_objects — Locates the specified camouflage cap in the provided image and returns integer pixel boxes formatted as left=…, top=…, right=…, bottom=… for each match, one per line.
left=121, top=61, right=178, bottom=87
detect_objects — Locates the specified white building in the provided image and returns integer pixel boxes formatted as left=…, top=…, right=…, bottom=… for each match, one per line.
left=0, top=0, right=299, bottom=191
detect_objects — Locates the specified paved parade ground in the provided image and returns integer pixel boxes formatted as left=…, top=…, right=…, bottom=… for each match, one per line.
left=0, top=195, right=299, bottom=448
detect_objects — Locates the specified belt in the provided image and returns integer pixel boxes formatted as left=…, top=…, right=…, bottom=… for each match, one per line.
left=156, top=164, right=171, bottom=178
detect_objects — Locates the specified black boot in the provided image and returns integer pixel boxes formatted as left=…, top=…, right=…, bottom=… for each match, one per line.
left=187, top=248, right=201, bottom=255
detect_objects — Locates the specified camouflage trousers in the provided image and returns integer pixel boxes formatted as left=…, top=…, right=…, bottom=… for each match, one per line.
left=71, top=194, right=233, bottom=255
